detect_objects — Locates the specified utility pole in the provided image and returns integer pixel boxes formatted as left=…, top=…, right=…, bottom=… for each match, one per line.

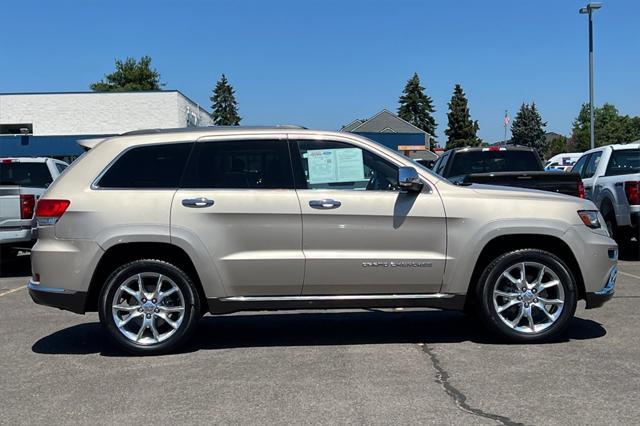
left=580, top=3, right=603, bottom=150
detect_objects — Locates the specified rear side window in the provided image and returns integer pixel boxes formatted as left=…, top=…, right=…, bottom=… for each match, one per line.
left=448, top=150, right=541, bottom=178
left=0, top=162, right=52, bottom=187
left=97, top=143, right=192, bottom=188
left=434, top=152, right=449, bottom=176
left=606, top=149, right=640, bottom=176
left=571, top=154, right=589, bottom=176
left=55, top=163, right=68, bottom=174
left=583, top=151, right=602, bottom=179
left=181, top=140, right=293, bottom=189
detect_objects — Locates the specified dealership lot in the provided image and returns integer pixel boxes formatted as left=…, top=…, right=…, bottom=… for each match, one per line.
left=0, top=252, right=638, bottom=425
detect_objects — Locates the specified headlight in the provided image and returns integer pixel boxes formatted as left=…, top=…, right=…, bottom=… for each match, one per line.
left=578, top=210, right=601, bottom=229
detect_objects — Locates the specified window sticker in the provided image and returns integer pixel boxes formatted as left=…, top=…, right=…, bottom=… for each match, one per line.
left=307, top=148, right=365, bottom=184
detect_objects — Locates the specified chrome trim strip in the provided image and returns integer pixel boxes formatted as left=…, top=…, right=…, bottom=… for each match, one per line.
left=221, top=293, right=456, bottom=302
left=27, top=281, right=69, bottom=294
left=595, top=267, right=617, bottom=296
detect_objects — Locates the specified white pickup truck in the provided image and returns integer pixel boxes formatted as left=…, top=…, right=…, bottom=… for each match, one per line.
left=571, top=143, right=639, bottom=245
left=0, top=157, right=68, bottom=258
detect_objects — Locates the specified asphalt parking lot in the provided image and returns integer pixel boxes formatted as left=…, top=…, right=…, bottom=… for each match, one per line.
left=0, top=248, right=638, bottom=425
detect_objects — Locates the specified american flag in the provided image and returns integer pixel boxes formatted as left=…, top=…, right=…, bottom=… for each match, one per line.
left=504, top=112, right=510, bottom=127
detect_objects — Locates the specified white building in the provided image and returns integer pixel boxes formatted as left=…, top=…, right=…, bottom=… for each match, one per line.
left=0, top=90, right=213, bottom=159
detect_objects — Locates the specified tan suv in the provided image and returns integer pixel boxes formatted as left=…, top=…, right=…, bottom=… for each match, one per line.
left=28, top=127, right=618, bottom=354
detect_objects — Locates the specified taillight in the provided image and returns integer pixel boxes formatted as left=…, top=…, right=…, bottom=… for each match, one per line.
left=625, top=181, right=640, bottom=205
left=35, top=199, right=70, bottom=225
left=20, top=194, right=36, bottom=219
left=577, top=181, right=585, bottom=199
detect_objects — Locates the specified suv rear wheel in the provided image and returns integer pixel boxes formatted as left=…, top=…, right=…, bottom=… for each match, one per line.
left=99, top=259, right=201, bottom=355
left=477, top=249, right=577, bottom=342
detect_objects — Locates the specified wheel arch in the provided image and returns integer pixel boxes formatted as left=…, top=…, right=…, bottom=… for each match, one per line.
left=85, top=242, right=206, bottom=312
left=600, top=195, right=615, bottom=217
left=464, top=234, right=586, bottom=310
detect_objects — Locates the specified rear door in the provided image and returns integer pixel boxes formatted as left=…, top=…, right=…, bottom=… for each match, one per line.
left=171, top=135, right=304, bottom=297
left=290, top=136, right=447, bottom=295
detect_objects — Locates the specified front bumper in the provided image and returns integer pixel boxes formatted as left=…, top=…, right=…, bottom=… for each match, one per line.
left=28, top=281, right=87, bottom=314
left=585, top=266, right=617, bottom=309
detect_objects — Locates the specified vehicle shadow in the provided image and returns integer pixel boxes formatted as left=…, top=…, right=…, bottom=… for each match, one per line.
left=0, top=253, right=31, bottom=278
left=32, top=310, right=606, bottom=357
left=618, top=239, right=639, bottom=261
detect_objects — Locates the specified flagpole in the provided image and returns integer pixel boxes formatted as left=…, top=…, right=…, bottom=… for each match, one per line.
left=504, top=110, right=508, bottom=143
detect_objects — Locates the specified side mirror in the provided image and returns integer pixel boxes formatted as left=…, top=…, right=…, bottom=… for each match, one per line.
left=398, top=166, right=424, bottom=193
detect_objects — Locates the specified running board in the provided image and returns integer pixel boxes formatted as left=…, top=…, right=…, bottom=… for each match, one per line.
left=207, top=293, right=465, bottom=315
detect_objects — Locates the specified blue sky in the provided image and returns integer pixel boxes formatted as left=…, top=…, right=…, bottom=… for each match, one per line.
left=1, top=0, right=638, bottom=143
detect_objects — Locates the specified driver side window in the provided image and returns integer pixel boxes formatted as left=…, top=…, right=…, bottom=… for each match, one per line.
left=294, top=140, right=399, bottom=191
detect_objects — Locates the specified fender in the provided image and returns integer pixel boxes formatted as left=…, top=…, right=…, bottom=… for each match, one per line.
left=441, top=219, right=571, bottom=295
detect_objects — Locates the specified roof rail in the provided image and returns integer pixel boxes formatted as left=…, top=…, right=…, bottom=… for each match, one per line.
left=119, top=125, right=308, bottom=137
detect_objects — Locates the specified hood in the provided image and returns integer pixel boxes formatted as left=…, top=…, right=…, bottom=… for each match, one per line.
left=470, top=183, right=580, bottom=202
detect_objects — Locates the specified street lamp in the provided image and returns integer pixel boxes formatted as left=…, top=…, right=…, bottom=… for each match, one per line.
left=579, top=2, right=603, bottom=150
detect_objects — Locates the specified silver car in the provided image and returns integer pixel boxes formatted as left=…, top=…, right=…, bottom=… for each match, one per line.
left=28, top=127, right=618, bottom=354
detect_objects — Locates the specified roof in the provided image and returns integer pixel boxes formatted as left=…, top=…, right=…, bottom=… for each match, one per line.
left=0, top=90, right=211, bottom=116
left=453, top=145, right=535, bottom=152
left=119, top=125, right=306, bottom=137
left=340, top=119, right=364, bottom=132
left=342, top=109, right=427, bottom=134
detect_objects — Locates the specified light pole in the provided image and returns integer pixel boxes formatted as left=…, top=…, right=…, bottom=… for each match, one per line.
left=579, top=2, right=602, bottom=150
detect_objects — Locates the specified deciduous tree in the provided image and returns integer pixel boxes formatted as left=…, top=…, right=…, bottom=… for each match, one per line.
left=90, top=56, right=163, bottom=91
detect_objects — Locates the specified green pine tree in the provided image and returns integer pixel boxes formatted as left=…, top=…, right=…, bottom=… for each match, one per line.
left=211, top=74, right=241, bottom=126
left=511, top=102, right=547, bottom=157
left=90, top=56, right=163, bottom=92
left=444, top=84, right=480, bottom=149
left=398, top=73, right=437, bottom=138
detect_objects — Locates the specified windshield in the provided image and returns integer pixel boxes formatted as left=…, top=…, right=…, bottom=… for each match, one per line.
left=449, top=150, right=540, bottom=178
left=0, top=162, right=52, bottom=187
left=606, top=149, right=640, bottom=176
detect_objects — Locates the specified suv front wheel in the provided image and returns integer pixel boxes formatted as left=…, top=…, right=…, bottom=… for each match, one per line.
left=99, top=259, right=201, bottom=355
left=477, top=249, right=577, bottom=342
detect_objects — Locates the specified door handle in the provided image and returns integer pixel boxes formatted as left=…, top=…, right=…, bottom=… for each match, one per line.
left=309, top=199, right=341, bottom=209
left=182, top=197, right=214, bottom=208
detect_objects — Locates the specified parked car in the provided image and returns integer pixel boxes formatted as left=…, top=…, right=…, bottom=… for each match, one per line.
left=571, top=143, right=639, bottom=245
left=430, top=146, right=584, bottom=197
left=29, top=127, right=617, bottom=354
left=0, top=157, right=68, bottom=258
left=544, top=152, right=583, bottom=172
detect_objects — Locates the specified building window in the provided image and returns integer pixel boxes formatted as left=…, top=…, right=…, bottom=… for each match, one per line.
left=0, top=123, right=33, bottom=134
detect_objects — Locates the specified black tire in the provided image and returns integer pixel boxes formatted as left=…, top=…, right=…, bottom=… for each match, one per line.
left=604, top=212, right=620, bottom=242
left=99, top=259, right=201, bottom=355
left=476, top=249, right=577, bottom=342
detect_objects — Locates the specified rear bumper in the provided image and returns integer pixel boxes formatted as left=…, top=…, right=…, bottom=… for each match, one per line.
left=0, top=227, right=35, bottom=247
left=28, top=281, right=87, bottom=314
left=585, top=266, right=617, bottom=309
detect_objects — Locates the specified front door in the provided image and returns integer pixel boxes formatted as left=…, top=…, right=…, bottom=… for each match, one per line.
left=290, top=137, right=447, bottom=295
left=171, top=135, right=304, bottom=296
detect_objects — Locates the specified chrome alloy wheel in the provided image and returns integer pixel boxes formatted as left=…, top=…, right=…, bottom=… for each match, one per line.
left=112, top=273, right=186, bottom=345
left=492, top=262, right=565, bottom=334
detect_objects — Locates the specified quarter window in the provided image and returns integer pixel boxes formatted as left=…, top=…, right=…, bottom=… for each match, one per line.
left=294, top=140, right=399, bottom=191
left=97, top=143, right=192, bottom=189
left=181, top=140, right=293, bottom=189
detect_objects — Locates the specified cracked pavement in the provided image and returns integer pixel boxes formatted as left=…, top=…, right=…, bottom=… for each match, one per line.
left=1, top=254, right=639, bottom=424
